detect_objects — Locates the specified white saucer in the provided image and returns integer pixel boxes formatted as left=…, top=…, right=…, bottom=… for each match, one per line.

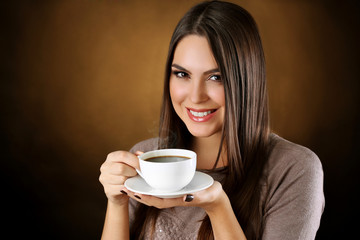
left=124, top=171, right=214, bottom=198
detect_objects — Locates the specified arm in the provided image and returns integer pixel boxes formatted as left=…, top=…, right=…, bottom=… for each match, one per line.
left=101, top=201, right=130, bottom=240
left=99, top=151, right=141, bottom=240
left=205, top=189, right=246, bottom=240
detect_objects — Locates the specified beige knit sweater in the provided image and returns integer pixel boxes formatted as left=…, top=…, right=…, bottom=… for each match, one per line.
left=128, top=134, right=325, bottom=240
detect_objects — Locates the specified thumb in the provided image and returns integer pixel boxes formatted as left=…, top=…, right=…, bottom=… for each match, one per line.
left=184, top=194, right=195, bottom=202
left=135, top=151, right=144, bottom=156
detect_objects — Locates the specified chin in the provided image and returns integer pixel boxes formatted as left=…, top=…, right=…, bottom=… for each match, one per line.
left=187, top=126, right=220, bottom=138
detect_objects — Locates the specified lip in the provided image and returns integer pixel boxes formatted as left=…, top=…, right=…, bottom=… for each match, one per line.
left=186, top=108, right=217, bottom=122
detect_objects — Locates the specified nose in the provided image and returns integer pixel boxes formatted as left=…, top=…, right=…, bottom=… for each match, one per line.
left=189, top=79, right=208, bottom=103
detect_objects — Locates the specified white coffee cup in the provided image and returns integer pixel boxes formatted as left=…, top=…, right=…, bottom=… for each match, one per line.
left=137, top=149, right=197, bottom=192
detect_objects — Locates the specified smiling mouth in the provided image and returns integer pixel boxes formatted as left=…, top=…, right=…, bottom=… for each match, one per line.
left=189, top=109, right=215, bottom=117
left=186, top=108, right=217, bottom=122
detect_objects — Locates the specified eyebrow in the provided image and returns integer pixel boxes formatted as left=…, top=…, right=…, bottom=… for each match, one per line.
left=171, top=63, right=220, bottom=75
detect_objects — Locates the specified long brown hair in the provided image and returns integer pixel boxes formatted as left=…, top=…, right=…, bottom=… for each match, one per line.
left=131, top=1, right=272, bottom=239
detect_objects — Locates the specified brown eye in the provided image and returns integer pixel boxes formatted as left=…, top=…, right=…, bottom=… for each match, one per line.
left=209, top=75, right=221, bottom=82
left=173, top=71, right=189, bottom=79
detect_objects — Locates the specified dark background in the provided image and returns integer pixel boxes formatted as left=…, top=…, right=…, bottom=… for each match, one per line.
left=1, top=0, right=359, bottom=239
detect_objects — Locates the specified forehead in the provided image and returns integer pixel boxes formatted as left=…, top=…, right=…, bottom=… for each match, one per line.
left=172, top=35, right=218, bottom=71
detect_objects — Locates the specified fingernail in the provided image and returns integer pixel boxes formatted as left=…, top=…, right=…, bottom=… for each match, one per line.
left=120, top=190, right=127, bottom=195
left=185, top=194, right=194, bottom=202
left=134, top=195, right=141, bottom=200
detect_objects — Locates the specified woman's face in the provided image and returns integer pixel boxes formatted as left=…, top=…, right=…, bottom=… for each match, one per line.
left=170, top=35, right=225, bottom=138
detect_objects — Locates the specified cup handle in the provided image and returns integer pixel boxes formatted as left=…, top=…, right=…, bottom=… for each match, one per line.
left=136, top=156, right=145, bottom=179
left=136, top=168, right=145, bottom=179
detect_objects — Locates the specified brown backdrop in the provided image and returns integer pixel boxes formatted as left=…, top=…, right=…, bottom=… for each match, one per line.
left=2, top=0, right=359, bottom=239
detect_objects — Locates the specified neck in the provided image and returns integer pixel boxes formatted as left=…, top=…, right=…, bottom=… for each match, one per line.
left=192, top=132, right=227, bottom=170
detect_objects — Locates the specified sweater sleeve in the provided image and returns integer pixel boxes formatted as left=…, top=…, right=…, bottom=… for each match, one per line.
left=261, top=140, right=325, bottom=240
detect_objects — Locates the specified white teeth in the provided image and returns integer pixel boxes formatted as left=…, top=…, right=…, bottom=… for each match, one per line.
left=189, top=110, right=213, bottom=117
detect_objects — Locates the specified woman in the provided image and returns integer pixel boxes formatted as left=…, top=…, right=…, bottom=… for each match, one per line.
left=99, top=1, right=325, bottom=239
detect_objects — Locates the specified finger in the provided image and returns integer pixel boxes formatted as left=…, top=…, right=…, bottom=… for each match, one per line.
left=104, top=184, right=125, bottom=197
left=126, top=191, right=145, bottom=204
left=184, top=194, right=194, bottom=202
left=107, top=162, right=137, bottom=177
left=102, top=174, right=128, bottom=185
left=106, top=151, right=140, bottom=170
left=127, top=192, right=186, bottom=209
left=119, top=186, right=128, bottom=196
left=182, top=181, right=222, bottom=207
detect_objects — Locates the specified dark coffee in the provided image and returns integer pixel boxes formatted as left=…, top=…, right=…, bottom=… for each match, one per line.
left=145, top=155, right=191, bottom=163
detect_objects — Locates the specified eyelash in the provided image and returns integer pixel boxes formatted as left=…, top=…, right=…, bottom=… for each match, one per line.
left=208, top=75, right=221, bottom=82
left=172, top=71, right=222, bottom=82
left=173, top=71, right=189, bottom=79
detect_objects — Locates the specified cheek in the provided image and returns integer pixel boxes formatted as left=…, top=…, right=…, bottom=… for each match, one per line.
left=169, top=78, right=188, bottom=106
left=208, top=85, right=225, bottom=108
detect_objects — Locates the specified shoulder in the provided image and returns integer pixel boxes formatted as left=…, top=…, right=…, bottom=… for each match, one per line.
left=129, top=138, right=159, bottom=154
left=264, top=133, right=324, bottom=197
left=266, top=134, right=323, bottom=181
